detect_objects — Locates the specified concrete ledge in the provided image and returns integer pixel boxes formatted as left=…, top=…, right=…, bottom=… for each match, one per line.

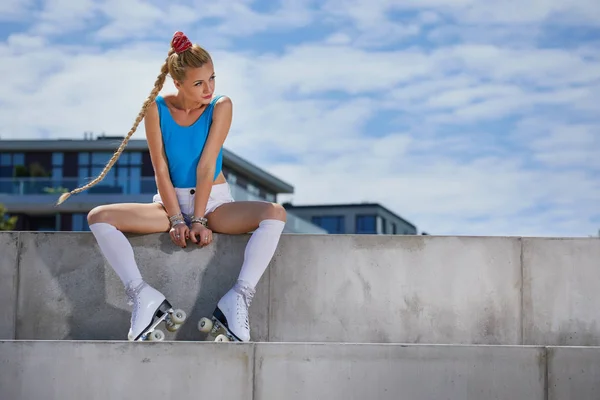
left=0, top=232, right=19, bottom=340
left=548, top=346, right=600, bottom=399
left=522, top=238, right=600, bottom=346
left=14, top=232, right=268, bottom=341
left=1, top=232, right=599, bottom=345
left=2, top=341, right=599, bottom=400
left=255, top=342, right=545, bottom=400
left=269, top=235, right=522, bottom=344
left=0, top=340, right=253, bottom=399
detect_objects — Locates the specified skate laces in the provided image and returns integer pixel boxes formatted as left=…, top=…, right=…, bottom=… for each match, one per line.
left=125, top=281, right=147, bottom=324
left=233, top=281, right=255, bottom=330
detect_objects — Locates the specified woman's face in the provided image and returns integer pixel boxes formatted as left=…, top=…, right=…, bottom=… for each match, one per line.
left=176, top=62, right=216, bottom=104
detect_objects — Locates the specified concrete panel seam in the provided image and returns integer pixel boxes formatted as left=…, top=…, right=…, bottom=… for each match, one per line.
left=543, top=347, right=549, bottom=400
left=267, top=257, right=270, bottom=342
left=519, top=237, right=524, bottom=346
left=12, top=232, right=21, bottom=340
left=251, top=342, right=257, bottom=400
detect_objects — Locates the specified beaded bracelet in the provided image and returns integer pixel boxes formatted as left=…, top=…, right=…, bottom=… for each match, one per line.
left=169, top=213, right=186, bottom=229
left=171, top=219, right=186, bottom=228
left=169, top=213, right=183, bottom=223
left=190, top=215, right=208, bottom=227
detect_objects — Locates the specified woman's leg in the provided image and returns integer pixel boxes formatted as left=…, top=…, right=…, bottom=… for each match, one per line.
left=87, top=202, right=172, bottom=341
left=87, top=202, right=170, bottom=289
left=208, top=200, right=286, bottom=288
left=205, top=201, right=286, bottom=341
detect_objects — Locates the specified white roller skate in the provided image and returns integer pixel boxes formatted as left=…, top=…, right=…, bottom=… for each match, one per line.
left=125, top=281, right=187, bottom=342
left=197, top=280, right=255, bottom=342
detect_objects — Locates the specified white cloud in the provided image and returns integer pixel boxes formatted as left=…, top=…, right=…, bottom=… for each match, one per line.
left=424, top=84, right=523, bottom=109
left=454, top=0, right=600, bottom=25
left=327, top=0, right=600, bottom=25
left=255, top=44, right=434, bottom=94
left=515, top=119, right=600, bottom=169
left=5, top=34, right=47, bottom=51
left=418, top=11, right=442, bottom=25
left=209, top=0, right=316, bottom=36
left=0, top=0, right=599, bottom=237
left=22, top=0, right=316, bottom=42
left=0, top=0, right=35, bottom=21
left=32, top=0, right=98, bottom=35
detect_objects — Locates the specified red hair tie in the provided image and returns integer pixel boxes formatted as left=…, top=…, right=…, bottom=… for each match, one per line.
left=172, top=31, right=192, bottom=54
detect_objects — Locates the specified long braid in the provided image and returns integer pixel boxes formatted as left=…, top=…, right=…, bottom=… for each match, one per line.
left=56, top=52, right=174, bottom=206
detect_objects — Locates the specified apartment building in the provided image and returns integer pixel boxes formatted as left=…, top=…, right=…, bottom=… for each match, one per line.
left=0, top=136, right=326, bottom=234
left=283, top=203, right=421, bottom=235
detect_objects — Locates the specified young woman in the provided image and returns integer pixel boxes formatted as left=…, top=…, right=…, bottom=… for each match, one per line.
left=57, top=31, right=286, bottom=342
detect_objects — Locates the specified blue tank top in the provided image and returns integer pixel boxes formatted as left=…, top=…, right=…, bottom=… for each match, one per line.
left=155, top=95, right=224, bottom=188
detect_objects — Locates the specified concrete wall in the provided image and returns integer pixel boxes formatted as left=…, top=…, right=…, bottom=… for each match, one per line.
left=0, top=233, right=18, bottom=340
left=522, top=238, right=600, bottom=346
left=269, top=235, right=522, bottom=344
left=1, top=232, right=599, bottom=345
left=12, top=232, right=269, bottom=342
left=2, top=341, right=599, bottom=400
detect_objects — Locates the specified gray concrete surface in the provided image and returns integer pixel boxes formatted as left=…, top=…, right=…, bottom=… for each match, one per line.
left=2, top=232, right=600, bottom=345
left=0, top=232, right=19, bottom=340
left=255, top=343, right=546, bottom=400
left=547, top=346, right=600, bottom=400
left=0, top=340, right=253, bottom=400
left=15, top=232, right=268, bottom=341
left=269, top=234, right=522, bottom=344
left=523, top=238, right=600, bottom=346
left=3, top=341, right=600, bottom=400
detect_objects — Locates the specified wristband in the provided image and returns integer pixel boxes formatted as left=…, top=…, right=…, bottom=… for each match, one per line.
left=169, top=213, right=185, bottom=229
left=171, top=219, right=186, bottom=229
left=191, top=216, right=208, bottom=227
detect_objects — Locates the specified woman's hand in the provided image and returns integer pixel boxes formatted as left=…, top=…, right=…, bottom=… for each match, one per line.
left=190, top=222, right=213, bottom=247
left=170, top=222, right=189, bottom=248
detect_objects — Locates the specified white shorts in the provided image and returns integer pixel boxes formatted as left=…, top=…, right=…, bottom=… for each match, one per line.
left=152, top=182, right=235, bottom=222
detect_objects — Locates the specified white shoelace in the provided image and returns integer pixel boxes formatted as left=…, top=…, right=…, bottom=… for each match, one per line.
left=125, top=281, right=147, bottom=325
left=234, top=282, right=255, bottom=330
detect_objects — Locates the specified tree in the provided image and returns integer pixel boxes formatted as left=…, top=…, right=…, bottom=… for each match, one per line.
left=0, top=204, right=18, bottom=231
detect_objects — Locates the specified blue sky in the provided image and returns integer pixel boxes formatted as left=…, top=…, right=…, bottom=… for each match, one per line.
left=0, top=0, right=599, bottom=237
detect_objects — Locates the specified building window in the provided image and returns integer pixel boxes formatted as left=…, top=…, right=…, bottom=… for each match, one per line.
left=356, top=215, right=377, bottom=234
left=78, top=151, right=143, bottom=194
left=247, top=183, right=260, bottom=196
left=27, top=214, right=59, bottom=231
left=227, top=172, right=237, bottom=184
left=391, top=223, right=397, bottom=234
left=52, top=152, right=63, bottom=184
left=72, top=213, right=91, bottom=231
left=312, top=216, right=345, bottom=234
left=13, top=153, right=25, bottom=166
left=0, top=152, right=25, bottom=177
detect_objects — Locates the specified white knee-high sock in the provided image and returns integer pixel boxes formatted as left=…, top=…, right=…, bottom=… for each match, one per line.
left=237, top=219, right=285, bottom=288
left=90, top=222, right=143, bottom=288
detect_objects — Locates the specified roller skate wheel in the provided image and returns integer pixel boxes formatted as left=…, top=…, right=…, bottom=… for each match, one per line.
left=166, top=322, right=180, bottom=333
left=198, top=317, right=213, bottom=333
left=170, top=309, right=186, bottom=325
left=148, top=330, right=165, bottom=341
left=215, top=334, right=229, bottom=342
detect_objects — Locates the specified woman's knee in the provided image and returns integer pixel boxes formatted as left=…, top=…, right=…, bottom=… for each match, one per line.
left=262, top=203, right=287, bottom=222
left=87, top=205, right=116, bottom=226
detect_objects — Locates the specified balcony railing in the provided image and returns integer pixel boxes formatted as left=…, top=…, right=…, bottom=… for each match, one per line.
left=0, top=177, right=158, bottom=196
left=0, top=177, right=327, bottom=234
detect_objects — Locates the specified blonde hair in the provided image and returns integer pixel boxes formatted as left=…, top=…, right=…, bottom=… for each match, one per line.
left=56, top=32, right=213, bottom=206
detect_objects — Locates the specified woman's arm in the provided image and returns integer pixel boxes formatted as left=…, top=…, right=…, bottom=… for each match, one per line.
left=144, top=101, right=181, bottom=218
left=193, top=96, right=233, bottom=219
